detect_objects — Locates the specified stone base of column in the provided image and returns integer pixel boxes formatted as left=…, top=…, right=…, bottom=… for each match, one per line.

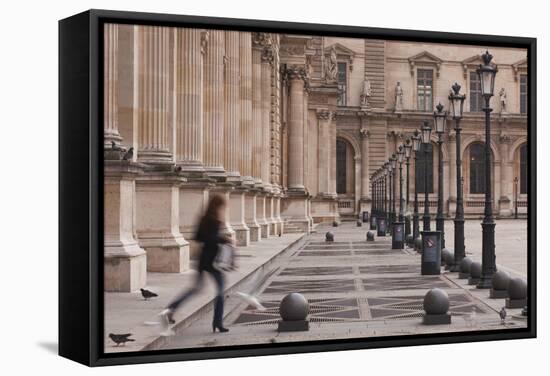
left=229, top=186, right=250, bottom=247
left=359, top=197, right=372, bottom=217
left=245, top=190, right=262, bottom=242
left=136, top=173, right=190, bottom=273
left=281, top=191, right=311, bottom=233
left=210, top=183, right=236, bottom=240
left=265, top=195, right=277, bottom=236
left=311, top=195, right=338, bottom=224
left=256, top=193, right=270, bottom=238
left=448, top=197, right=457, bottom=218
left=179, top=179, right=214, bottom=259
left=104, top=160, right=147, bottom=292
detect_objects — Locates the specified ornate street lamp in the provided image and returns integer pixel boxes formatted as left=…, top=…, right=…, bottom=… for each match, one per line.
left=421, top=121, right=432, bottom=231
left=383, top=164, right=389, bottom=226
left=397, top=145, right=405, bottom=221
left=412, top=130, right=421, bottom=245
left=476, top=50, right=498, bottom=289
left=449, top=82, right=466, bottom=271
left=404, top=138, right=412, bottom=243
left=433, top=103, right=447, bottom=250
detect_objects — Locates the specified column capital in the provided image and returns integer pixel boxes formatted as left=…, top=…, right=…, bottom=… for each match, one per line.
left=316, top=109, right=332, bottom=121
left=261, top=47, right=274, bottom=65
left=252, top=32, right=272, bottom=49
left=499, top=132, right=512, bottom=144
left=359, top=128, right=370, bottom=139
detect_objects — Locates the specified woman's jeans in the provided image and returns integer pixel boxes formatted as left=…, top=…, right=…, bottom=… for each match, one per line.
left=167, top=268, right=225, bottom=326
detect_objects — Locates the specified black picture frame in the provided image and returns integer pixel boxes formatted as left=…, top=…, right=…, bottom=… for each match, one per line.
left=59, top=9, right=537, bottom=367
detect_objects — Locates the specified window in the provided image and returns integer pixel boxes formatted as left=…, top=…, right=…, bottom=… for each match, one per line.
left=336, top=139, right=347, bottom=194
left=415, top=143, right=433, bottom=193
left=469, top=143, right=486, bottom=194
left=469, top=71, right=483, bottom=112
left=520, top=144, right=527, bottom=194
left=417, top=69, right=433, bottom=111
left=520, top=74, right=528, bottom=114
left=337, top=62, right=347, bottom=106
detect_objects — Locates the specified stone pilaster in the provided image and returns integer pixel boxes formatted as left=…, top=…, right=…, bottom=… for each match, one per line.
left=224, top=31, right=241, bottom=180
left=239, top=32, right=254, bottom=185
left=135, top=26, right=172, bottom=165
left=251, top=34, right=264, bottom=184
left=317, top=109, right=331, bottom=195
left=175, top=28, right=204, bottom=174
left=203, top=30, right=226, bottom=178
left=179, top=180, right=212, bottom=259
left=359, top=124, right=372, bottom=214
left=261, top=41, right=273, bottom=191
left=229, top=186, right=250, bottom=246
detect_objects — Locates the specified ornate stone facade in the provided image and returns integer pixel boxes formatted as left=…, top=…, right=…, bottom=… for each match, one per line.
left=104, top=24, right=528, bottom=291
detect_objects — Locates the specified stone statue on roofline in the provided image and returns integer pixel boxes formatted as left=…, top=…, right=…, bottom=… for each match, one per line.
left=326, top=46, right=338, bottom=82
left=360, top=79, right=371, bottom=108
left=499, top=87, right=507, bottom=114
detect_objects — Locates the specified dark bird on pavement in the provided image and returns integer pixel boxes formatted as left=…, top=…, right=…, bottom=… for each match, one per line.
left=122, top=147, right=134, bottom=161
left=141, top=288, right=158, bottom=300
left=109, top=333, right=135, bottom=347
left=499, top=307, right=507, bottom=324
left=174, top=165, right=182, bottom=173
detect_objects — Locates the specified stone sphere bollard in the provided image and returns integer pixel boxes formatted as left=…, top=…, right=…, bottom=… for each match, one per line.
left=508, top=278, right=527, bottom=299
left=332, top=221, right=339, bottom=227
left=356, top=220, right=362, bottom=227
left=422, top=288, right=451, bottom=324
left=459, top=257, right=472, bottom=279
left=443, top=249, right=455, bottom=270
left=490, top=270, right=511, bottom=298
left=366, top=231, right=375, bottom=241
left=278, top=292, right=310, bottom=332
left=441, top=249, right=452, bottom=265
left=325, top=232, right=334, bottom=242
left=506, top=277, right=527, bottom=308
left=468, top=261, right=482, bottom=285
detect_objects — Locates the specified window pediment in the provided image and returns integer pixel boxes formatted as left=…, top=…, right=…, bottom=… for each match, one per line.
left=461, top=54, right=497, bottom=79
left=512, top=58, right=527, bottom=81
left=408, top=51, right=443, bottom=77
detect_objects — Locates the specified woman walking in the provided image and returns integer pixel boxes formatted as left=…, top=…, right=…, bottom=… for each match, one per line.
left=160, top=194, right=233, bottom=334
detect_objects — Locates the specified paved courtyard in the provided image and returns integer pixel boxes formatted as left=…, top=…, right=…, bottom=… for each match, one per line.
left=161, top=219, right=528, bottom=350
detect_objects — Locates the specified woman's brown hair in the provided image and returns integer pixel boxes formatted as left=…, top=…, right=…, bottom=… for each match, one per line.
left=203, top=194, right=227, bottom=222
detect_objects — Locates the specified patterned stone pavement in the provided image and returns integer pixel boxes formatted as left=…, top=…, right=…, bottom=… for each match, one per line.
left=161, top=220, right=528, bottom=350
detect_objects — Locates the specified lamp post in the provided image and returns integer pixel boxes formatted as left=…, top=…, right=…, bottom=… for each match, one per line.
left=412, top=130, right=421, bottom=245
left=421, top=121, right=432, bottom=231
left=390, top=154, right=397, bottom=227
left=383, top=165, right=388, bottom=226
left=387, top=160, right=393, bottom=232
left=404, top=138, right=412, bottom=243
left=434, top=103, right=447, bottom=250
left=514, top=176, right=519, bottom=219
left=448, top=82, right=466, bottom=272
left=476, top=50, right=498, bottom=289
left=397, top=145, right=405, bottom=221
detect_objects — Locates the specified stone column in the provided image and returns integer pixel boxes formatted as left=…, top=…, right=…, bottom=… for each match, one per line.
left=135, top=26, right=172, bottom=165
left=135, top=26, right=189, bottom=272
left=239, top=33, right=254, bottom=184
left=203, top=30, right=226, bottom=178
left=499, top=134, right=512, bottom=216
left=103, top=24, right=146, bottom=292
left=224, top=31, right=241, bottom=179
left=251, top=34, right=264, bottom=185
left=174, top=28, right=204, bottom=173
left=261, top=44, right=273, bottom=190
left=317, top=109, right=331, bottom=195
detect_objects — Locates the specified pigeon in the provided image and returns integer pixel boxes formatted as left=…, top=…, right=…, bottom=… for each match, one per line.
left=122, top=147, right=134, bottom=161
left=140, top=288, right=158, bottom=300
left=109, top=333, right=134, bottom=347
left=174, top=165, right=182, bottom=173
left=499, top=307, right=507, bottom=324
left=235, top=291, right=266, bottom=311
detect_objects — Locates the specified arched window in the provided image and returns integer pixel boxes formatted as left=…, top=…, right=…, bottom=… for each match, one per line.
left=469, top=143, right=486, bottom=194
left=336, top=139, right=347, bottom=194
left=520, top=144, right=527, bottom=194
left=415, top=143, right=433, bottom=193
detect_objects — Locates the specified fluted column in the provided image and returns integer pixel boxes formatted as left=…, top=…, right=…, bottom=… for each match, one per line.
left=175, top=28, right=204, bottom=172
left=136, top=26, right=172, bottom=164
left=360, top=128, right=370, bottom=199
left=239, top=32, right=254, bottom=184
left=287, top=66, right=306, bottom=191
left=224, top=31, right=241, bottom=178
left=251, top=35, right=264, bottom=184
left=103, top=23, right=146, bottom=292
left=261, top=45, right=273, bottom=190
left=329, top=113, right=337, bottom=195
left=104, top=23, right=122, bottom=147
left=203, top=30, right=225, bottom=176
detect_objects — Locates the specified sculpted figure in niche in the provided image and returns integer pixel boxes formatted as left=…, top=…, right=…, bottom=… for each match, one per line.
left=360, top=79, right=371, bottom=107
left=499, top=88, right=507, bottom=113
left=395, top=81, right=403, bottom=111
left=326, top=46, right=338, bottom=82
